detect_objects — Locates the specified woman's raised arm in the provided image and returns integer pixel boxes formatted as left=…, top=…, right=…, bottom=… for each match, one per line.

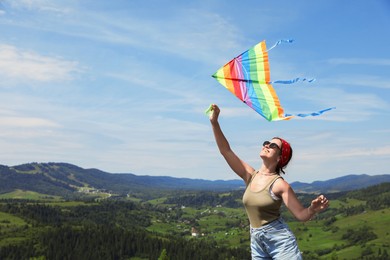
left=209, top=104, right=254, bottom=184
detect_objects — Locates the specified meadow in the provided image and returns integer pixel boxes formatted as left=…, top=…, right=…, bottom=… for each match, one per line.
left=0, top=183, right=389, bottom=259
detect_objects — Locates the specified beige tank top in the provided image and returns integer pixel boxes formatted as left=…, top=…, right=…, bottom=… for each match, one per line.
left=242, top=172, right=283, bottom=228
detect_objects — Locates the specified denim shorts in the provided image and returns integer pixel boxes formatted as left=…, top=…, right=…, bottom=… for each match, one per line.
left=250, top=218, right=302, bottom=260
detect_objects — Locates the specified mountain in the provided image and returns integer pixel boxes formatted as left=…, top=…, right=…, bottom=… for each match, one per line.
left=0, top=163, right=245, bottom=197
left=290, top=174, right=390, bottom=193
left=0, top=163, right=389, bottom=197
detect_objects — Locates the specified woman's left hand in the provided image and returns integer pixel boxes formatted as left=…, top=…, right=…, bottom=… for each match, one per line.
left=310, top=195, right=329, bottom=213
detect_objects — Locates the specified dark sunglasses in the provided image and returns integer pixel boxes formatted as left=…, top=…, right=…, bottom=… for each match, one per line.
left=263, top=141, right=281, bottom=150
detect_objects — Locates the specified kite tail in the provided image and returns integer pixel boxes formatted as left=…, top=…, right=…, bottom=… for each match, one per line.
left=284, top=107, right=336, bottom=118
left=270, top=78, right=316, bottom=84
left=267, top=40, right=316, bottom=85
left=266, top=39, right=294, bottom=52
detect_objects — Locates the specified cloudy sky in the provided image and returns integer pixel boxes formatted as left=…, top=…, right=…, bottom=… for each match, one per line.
left=0, top=0, right=389, bottom=183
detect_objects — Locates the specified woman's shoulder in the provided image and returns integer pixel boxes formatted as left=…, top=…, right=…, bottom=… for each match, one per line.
left=272, top=177, right=291, bottom=193
left=244, top=169, right=258, bottom=186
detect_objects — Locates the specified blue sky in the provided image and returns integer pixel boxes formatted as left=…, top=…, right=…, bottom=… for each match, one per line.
left=0, top=0, right=389, bottom=183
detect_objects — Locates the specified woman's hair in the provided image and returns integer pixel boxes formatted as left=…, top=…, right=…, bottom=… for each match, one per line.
left=273, top=137, right=293, bottom=174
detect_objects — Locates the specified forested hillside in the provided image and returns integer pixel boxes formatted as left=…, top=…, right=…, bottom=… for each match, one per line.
left=0, top=163, right=244, bottom=198
left=1, top=163, right=389, bottom=199
left=0, top=200, right=248, bottom=259
left=0, top=182, right=389, bottom=259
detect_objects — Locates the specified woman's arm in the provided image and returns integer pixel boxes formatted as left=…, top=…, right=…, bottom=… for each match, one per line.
left=273, top=179, right=329, bottom=222
left=209, top=104, right=254, bottom=184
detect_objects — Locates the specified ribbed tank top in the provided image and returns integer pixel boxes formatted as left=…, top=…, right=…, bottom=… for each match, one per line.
left=242, top=172, right=282, bottom=228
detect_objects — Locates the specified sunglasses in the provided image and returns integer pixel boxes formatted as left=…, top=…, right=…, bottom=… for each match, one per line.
left=263, top=141, right=281, bottom=150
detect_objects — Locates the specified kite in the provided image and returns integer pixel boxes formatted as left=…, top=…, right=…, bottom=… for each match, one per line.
left=208, top=39, right=335, bottom=121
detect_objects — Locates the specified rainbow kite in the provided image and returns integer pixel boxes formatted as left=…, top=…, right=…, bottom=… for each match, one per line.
left=210, top=40, right=335, bottom=121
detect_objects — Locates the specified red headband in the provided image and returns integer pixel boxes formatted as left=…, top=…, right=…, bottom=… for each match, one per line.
left=278, top=138, right=291, bottom=168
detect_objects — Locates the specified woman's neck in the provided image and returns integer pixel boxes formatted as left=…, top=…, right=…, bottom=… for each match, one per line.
left=258, top=165, right=277, bottom=175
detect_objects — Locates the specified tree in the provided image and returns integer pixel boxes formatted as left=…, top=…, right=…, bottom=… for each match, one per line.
left=341, top=226, right=377, bottom=245
left=158, top=249, right=169, bottom=260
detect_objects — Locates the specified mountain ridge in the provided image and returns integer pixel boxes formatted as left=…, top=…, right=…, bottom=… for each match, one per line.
left=1, top=162, right=389, bottom=197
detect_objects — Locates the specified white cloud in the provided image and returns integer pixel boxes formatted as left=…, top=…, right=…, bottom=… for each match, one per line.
left=84, top=8, right=243, bottom=64
left=0, top=44, right=82, bottom=82
left=337, top=146, right=390, bottom=157
left=2, top=3, right=244, bottom=66
left=327, top=74, right=390, bottom=89
left=298, top=146, right=390, bottom=162
left=4, top=0, right=68, bottom=14
left=0, top=116, right=59, bottom=128
left=279, top=85, right=389, bottom=122
left=328, top=58, right=390, bottom=66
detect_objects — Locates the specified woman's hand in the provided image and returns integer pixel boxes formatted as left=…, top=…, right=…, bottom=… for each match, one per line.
left=209, top=104, right=220, bottom=124
left=309, top=195, right=329, bottom=214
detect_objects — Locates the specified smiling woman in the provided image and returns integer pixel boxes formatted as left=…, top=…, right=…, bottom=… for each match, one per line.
left=208, top=104, right=329, bottom=260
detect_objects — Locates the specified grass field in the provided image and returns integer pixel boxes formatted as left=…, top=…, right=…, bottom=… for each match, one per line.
left=0, top=187, right=388, bottom=259
left=0, top=190, right=62, bottom=201
left=329, top=198, right=366, bottom=209
left=0, top=211, right=27, bottom=226
left=144, top=196, right=390, bottom=259
left=290, top=205, right=390, bottom=259
left=0, top=211, right=29, bottom=247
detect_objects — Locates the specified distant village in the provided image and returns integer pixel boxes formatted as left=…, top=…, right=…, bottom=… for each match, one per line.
left=77, top=187, right=238, bottom=238
left=77, top=187, right=112, bottom=197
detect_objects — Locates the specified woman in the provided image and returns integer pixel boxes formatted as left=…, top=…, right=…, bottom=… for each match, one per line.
left=208, top=104, right=329, bottom=260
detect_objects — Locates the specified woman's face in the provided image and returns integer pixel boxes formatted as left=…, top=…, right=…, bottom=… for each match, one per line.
left=260, top=138, right=282, bottom=162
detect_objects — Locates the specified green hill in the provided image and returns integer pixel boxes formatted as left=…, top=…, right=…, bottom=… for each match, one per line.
left=0, top=163, right=245, bottom=199
left=1, top=163, right=389, bottom=201
left=0, top=182, right=389, bottom=259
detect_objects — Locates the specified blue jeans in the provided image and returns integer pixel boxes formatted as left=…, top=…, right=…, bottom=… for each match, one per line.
left=250, top=218, right=302, bottom=259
